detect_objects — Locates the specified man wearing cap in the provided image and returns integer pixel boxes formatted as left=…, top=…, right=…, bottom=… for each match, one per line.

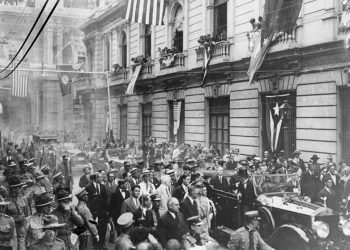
left=292, top=150, right=305, bottom=172
left=109, top=179, right=130, bottom=229
left=238, top=169, right=256, bottom=218
left=227, top=210, right=274, bottom=250
left=310, top=155, right=321, bottom=175
left=24, top=193, right=53, bottom=248
left=76, top=188, right=99, bottom=250
left=28, top=215, right=66, bottom=250
left=149, top=194, right=161, bottom=236
left=24, top=162, right=35, bottom=182
left=166, top=169, right=178, bottom=193
left=53, top=172, right=65, bottom=195
left=173, top=174, right=191, bottom=202
left=40, top=165, right=53, bottom=195
left=133, top=194, right=154, bottom=228
left=159, top=197, right=189, bottom=246
left=130, top=168, right=141, bottom=187
left=300, top=162, right=319, bottom=202
left=182, top=215, right=219, bottom=250
left=139, top=170, right=156, bottom=196
left=2, top=149, right=15, bottom=168
left=79, top=167, right=91, bottom=188
left=51, top=189, right=84, bottom=249
left=121, top=184, right=141, bottom=214
left=114, top=212, right=135, bottom=250
left=0, top=197, right=17, bottom=250
left=6, top=176, right=29, bottom=250
left=32, top=172, right=48, bottom=198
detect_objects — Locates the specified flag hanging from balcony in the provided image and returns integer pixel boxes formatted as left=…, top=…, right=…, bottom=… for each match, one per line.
left=247, top=0, right=303, bottom=85
left=265, top=94, right=290, bottom=153
left=200, top=44, right=215, bottom=87
left=125, top=0, right=166, bottom=25
left=11, top=62, right=28, bottom=98
left=125, top=64, right=142, bottom=95
left=57, top=65, right=73, bottom=97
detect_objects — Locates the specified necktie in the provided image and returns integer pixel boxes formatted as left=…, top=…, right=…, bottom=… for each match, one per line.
left=245, top=226, right=255, bottom=250
left=195, top=234, right=203, bottom=246
left=219, top=176, right=222, bottom=184
left=97, top=184, right=100, bottom=195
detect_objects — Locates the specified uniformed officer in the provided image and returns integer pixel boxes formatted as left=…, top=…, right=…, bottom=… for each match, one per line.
left=24, top=193, right=53, bottom=248
left=40, top=165, right=53, bottom=195
left=32, top=172, right=48, bottom=198
left=6, top=176, right=29, bottom=250
left=75, top=188, right=99, bottom=250
left=114, top=212, right=135, bottom=250
left=182, top=215, right=219, bottom=250
left=227, top=211, right=274, bottom=250
left=28, top=215, right=66, bottom=250
left=53, top=172, right=65, bottom=195
left=0, top=197, right=17, bottom=250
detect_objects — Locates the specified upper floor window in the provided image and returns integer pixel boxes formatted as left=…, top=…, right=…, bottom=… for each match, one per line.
left=144, top=25, right=152, bottom=59
left=104, top=36, right=111, bottom=71
left=121, top=31, right=127, bottom=69
left=214, top=0, right=227, bottom=36
left=173, top=5, right=183, bottom=52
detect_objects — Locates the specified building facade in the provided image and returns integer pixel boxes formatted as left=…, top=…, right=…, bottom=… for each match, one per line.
left=79, top=0, right=350, bottom=163
left=0, top=0, right=96, bottom=141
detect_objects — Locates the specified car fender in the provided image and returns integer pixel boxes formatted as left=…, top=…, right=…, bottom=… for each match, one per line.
left=268, top=223, right=317, bottom=245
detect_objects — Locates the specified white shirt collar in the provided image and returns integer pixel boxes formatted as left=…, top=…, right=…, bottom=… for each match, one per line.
left=188, top=196, right=194, bottom=204
left=169, top=211, right=176, bottom=219
left=182, top=184, right=188, bottom=192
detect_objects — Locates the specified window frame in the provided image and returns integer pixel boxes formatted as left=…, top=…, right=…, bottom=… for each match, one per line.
left=120, top=104, right=128, bottom=142
left=142, top=102, right=152, bottom=143
left=213, top=0, right=227, bottom=35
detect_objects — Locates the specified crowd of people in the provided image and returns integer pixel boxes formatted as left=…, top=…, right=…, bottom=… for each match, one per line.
left=0, top=136, right=348, bottom=250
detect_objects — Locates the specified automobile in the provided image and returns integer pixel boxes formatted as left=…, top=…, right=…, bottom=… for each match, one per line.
left=208, top=173, right=350, bottom=250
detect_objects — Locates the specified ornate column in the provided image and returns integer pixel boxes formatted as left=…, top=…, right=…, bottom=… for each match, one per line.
left=44, top=27, right=54, bottom=65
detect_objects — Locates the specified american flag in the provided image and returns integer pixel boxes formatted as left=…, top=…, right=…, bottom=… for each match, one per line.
left=125, top=0, right=166, bottom=25
left=11, top=62, right=28, bottom=98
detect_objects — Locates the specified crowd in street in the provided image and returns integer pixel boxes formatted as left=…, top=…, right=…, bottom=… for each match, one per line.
left=0, top=137, right=348, bottom=250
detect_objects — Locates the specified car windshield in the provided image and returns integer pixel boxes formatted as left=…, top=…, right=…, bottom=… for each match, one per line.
left=252, top=173, right=300, bottom=196
left=107, top=149, right=119, bottom=157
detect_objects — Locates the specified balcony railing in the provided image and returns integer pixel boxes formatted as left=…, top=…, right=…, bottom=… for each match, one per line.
left=196, top=41, right=230, bottom=61
left=139, top=63, right=153, bottom=75
left=160, top=53, right=185, bottom=69
left=111, top=69, right=128, bottom=80
left=269, top=27, right=298, bottom=52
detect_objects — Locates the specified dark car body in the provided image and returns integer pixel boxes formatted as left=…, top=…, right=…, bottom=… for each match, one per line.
left=207, top=173, right=350, bottom=250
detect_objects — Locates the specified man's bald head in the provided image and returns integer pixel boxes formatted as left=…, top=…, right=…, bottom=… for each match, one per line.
left=167, top=197, right=180, bottom=213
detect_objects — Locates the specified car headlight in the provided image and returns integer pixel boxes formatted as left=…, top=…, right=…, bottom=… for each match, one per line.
left=312, top=221, right=330, bottom=239
left=339, top=217, right=350, bottom=236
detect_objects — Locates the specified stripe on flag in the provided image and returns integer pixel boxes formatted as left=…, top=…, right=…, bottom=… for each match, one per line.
left=125, top=0, right=166, bottom=25
left=12, top=62, right=28, bottom=98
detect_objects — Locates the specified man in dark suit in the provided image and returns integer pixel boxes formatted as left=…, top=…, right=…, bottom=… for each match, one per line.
left=79, top=166, right=91, bottom=188
left=325, top=164, right=343, bottom=202
left=292, top=150, right=306, bottom=172
left=133, top=195, right=154, bottom=229
left=109, top=179, right=130, bottom=229
left=238, top=169, right=256, bottom=217
left=285, top=175, right=300, bottom=193
left=85, top=172, right=108, bottom=249
left=121, top=184, right=141, bottom=214
left=180, top=185, right=199, bottom=221
left=319, top=177, right=339, bottom=211
left=159, top=197, right=189, bottom=246
left=210, top=166, right=229, bottom=192
left=301, top=162, right=319, bottom=202
left=172, top=174, right=191, bottom=202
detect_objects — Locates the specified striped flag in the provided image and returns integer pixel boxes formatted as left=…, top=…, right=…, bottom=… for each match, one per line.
left=11, top=62, right=28, bottom=98
left=125, top=0, right=166, bottom=25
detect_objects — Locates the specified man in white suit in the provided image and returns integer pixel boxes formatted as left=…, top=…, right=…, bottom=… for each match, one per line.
left=156, top=175, right=172, bottom=216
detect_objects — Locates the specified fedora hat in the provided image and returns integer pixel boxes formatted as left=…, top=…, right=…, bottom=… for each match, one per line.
left=35, top=194, right=53, bottom=207
left=310, top=154, right=320, bottom=160
left=8, top=176, right=25, bottom=188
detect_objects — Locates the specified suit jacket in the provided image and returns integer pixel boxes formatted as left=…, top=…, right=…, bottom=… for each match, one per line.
left=210, top=175, right=229, bottom=192
left=238, top=180, right=256, bottom=210
left=325, top=173, right=343, bottom=199
left=172, top=185, right=187, bottom=202
left=159, top=211, right=189, bottom=246
left=180, top=196, right=199, bottom=220
left=85, top=182, right=108, bottom=217
left=105, top=181, right=118, bottom=206
left=301, top=171, right=319, bottom=201
left=156, top=184, right=172, bottom=216
left=79, top=175, right=90, bottom=188
left=120, top=196, right=140, bottom=214
left=133, top=207, right=154, bottom=228
left=318, top=187, right=338, bottom=211
left=285, top=180, right=300, bottom=193
left=109, top=188, right=130, bottom=222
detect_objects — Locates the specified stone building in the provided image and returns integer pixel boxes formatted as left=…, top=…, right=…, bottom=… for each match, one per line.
left=0, top=0, right=95, bottom=140
left=79, top=0, right=350, bottom=163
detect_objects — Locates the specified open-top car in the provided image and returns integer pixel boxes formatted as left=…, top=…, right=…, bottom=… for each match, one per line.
left=208, top=173, right=350, bottom=250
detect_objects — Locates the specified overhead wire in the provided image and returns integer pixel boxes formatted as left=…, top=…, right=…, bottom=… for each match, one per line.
left=0, top=0, right=61, bottom=80
left=0, top=0, right=50, bottom=74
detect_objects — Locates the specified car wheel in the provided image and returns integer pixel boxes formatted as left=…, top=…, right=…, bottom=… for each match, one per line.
left=258, top=207, right=275, bottom=239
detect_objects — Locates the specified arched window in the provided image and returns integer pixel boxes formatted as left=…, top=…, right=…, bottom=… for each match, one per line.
left=144, top=25, right=152, bottom=58
left=121, top=31, right=127, bottom=69
left=173, top=5, right=183, bottom=52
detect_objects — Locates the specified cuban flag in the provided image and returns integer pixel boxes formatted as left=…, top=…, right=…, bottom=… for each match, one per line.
left=265, top=94, right=290, bottom=153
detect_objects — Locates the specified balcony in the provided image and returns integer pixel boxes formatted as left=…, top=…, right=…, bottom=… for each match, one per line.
left=138, top=63, right=153, bottom=80
left=160, top=53, right=185, bottom=69
left=269, top=28, right=298, bottom=53
left=195, top=41, right=230, bottom=61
